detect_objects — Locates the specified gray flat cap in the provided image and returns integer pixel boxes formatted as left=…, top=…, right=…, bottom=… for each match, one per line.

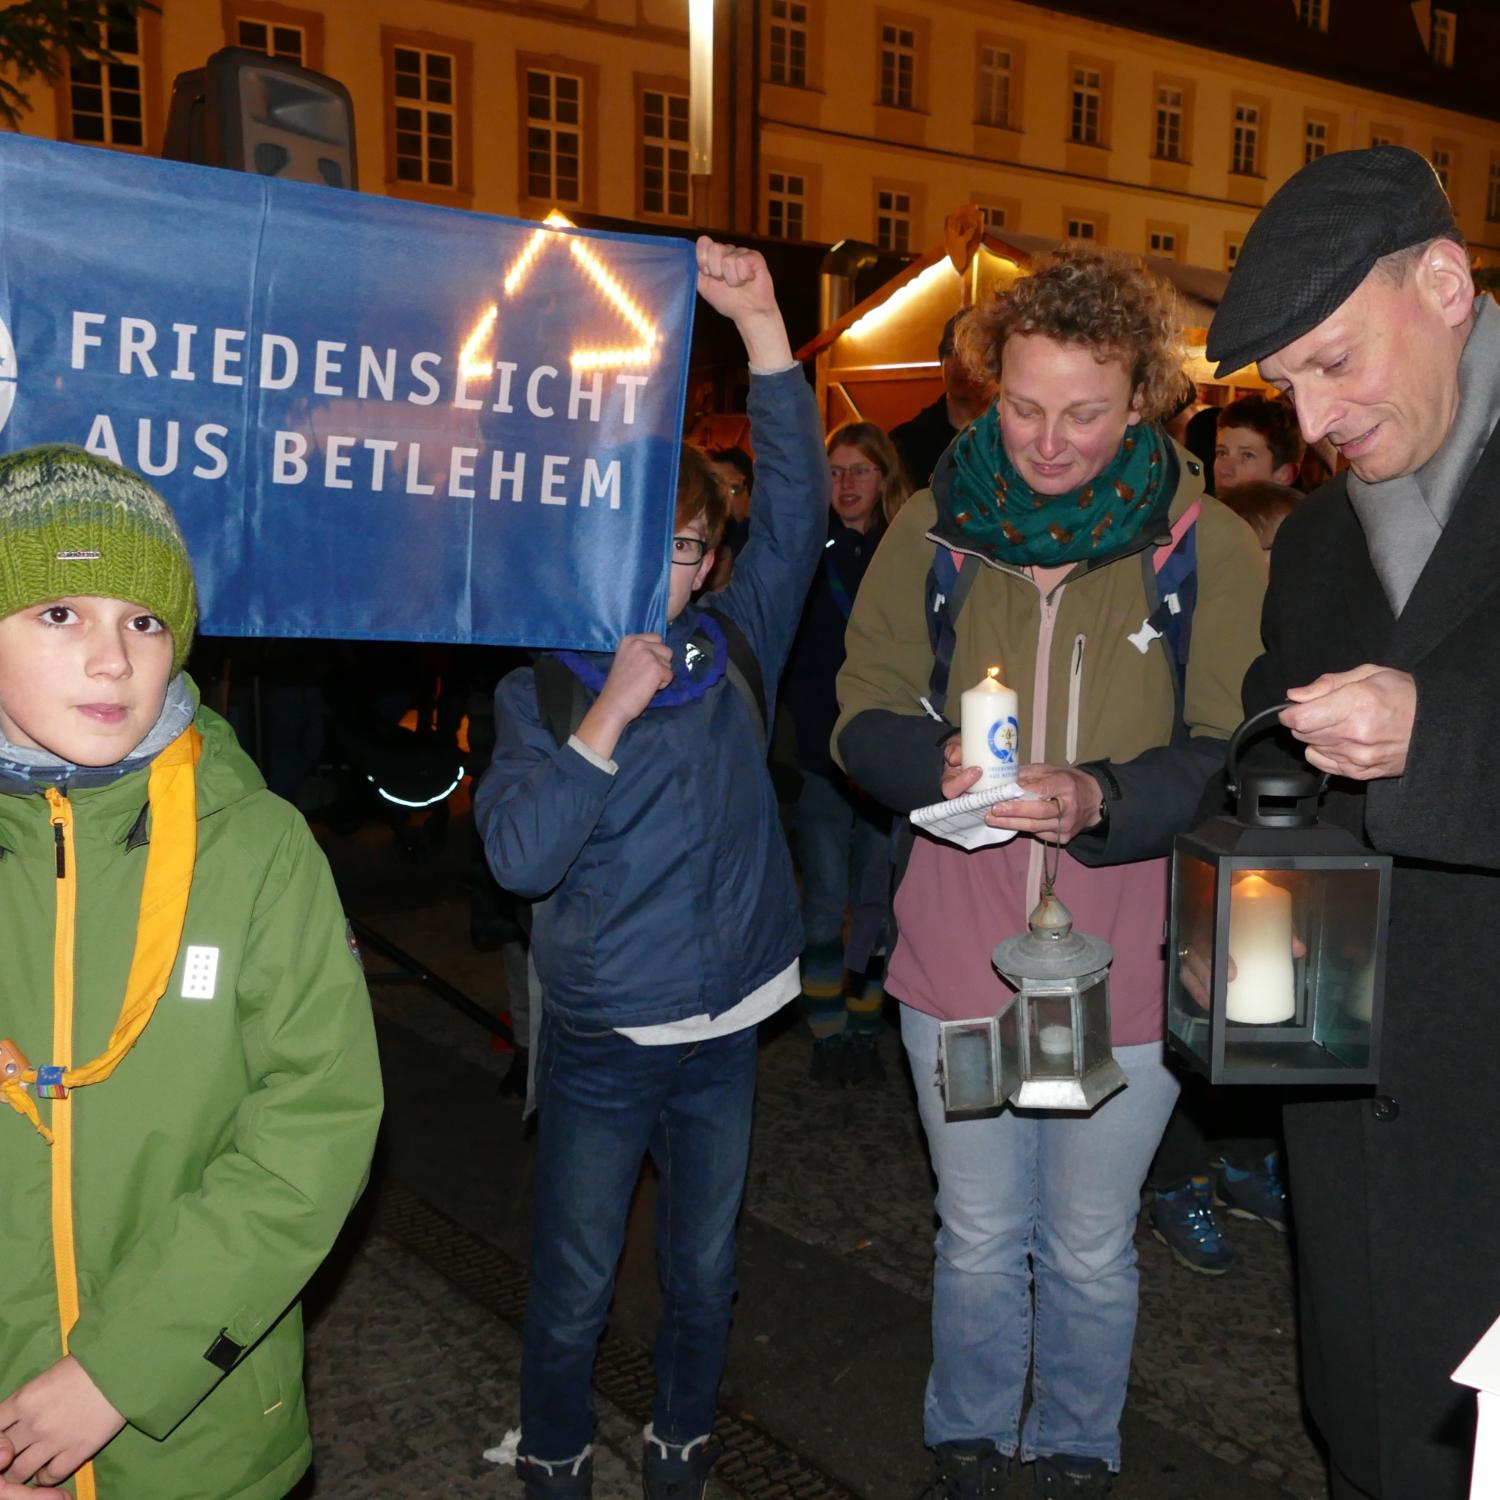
left=1207, top=146, right=1459, bottom=377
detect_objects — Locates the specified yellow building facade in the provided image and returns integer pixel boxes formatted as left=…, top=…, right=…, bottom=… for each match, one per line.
left=5, top=0, right=1498, bottom=277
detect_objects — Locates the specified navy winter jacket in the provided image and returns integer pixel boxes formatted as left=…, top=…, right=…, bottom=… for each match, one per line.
left=474, top=367, right=828, bottom=1029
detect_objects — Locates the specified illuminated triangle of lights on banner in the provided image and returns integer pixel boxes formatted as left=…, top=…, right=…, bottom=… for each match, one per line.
left=460, top=209, right=663, bottom=380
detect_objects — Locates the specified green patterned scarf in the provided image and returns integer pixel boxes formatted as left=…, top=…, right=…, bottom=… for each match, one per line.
left=945, top=405, right=1176, bottom=567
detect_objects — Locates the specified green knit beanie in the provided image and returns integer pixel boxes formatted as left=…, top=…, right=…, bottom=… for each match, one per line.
left=0, top=444, right=198, bottom=674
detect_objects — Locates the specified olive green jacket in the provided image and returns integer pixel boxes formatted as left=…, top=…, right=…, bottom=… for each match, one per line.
left=0, top=697, right=382, bottom=1499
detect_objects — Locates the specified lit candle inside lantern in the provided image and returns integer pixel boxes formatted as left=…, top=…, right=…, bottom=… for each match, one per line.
left=1226, top=873, right=1296, bottom=1024
left=960, top=665, right=1020, bottom=789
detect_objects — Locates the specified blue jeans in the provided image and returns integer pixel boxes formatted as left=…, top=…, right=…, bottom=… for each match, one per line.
left=795, top=768, right=889, bottom=951
left=901, top=1004, right=1180, bottom=1469
left=520, top=1013, right=759, bottom=1461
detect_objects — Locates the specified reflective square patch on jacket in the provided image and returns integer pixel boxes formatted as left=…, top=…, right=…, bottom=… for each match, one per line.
left=182, top=945, right=220, bottom=1000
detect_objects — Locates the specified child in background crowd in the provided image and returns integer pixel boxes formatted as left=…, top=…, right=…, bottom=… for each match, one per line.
left=0, top=446, right=382, bottom=1500
left=782, top=421, right=909, bottom=1087
left=1212, top=394, right=1304, bottom=493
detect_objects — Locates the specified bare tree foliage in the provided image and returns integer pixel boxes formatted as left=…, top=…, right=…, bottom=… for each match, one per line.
left=0, top=0, right=157, bottom=129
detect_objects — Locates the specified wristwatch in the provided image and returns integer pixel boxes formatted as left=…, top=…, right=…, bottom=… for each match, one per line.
left=1077, top=759, right=1120, bottom=834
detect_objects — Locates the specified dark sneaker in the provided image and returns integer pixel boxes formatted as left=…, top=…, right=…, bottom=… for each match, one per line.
left=809, top=1033, right=848, bottom=1088
left=642, top=1427, right=721, bottom=1500
left=843, top=1033, right=886, bottom=1087
left=1035, top=1453, right=1114, bottom=1497
left=916, top=1439, right=1015, bottom=1499
left=1216, top=1151, right=1290, bottom=1232
left=516, top=1450, right=593, bottom=1499
left=1149, top=1175, right=1234, bottom=1275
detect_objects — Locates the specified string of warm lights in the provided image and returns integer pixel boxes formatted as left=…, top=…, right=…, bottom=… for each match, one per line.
left=464, top=208, right=660, bottom=375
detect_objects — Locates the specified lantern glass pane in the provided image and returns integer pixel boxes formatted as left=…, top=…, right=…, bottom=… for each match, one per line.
left=1168, top=849, right=1217, bottom=1059
left=1027, top=989, right=1077, bottom=1079
left=939, top=1018, right=1002, bottom=1115
left=1079, top=976, right=1111, bottom=1072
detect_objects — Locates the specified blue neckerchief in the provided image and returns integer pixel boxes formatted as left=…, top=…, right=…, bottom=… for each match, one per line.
left=551, top=610, right=729, bottom=710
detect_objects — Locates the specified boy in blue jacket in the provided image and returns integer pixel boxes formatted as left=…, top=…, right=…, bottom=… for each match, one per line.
left=475, top=240, right=826, bottom=1500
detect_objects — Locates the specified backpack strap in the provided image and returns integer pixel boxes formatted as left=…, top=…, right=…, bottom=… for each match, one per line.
left=534, top=608, right=768, bottom=756
left=1138, top=500, right=1201, bottom=744
left=924, top=545, right=979, bottom=718
left=702, top=605, right=768, bottom=756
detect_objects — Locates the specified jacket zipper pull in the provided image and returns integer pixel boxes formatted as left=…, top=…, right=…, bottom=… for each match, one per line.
left=45, top=788, right=67, bottom=879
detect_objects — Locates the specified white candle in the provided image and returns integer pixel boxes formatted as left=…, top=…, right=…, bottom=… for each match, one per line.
left=960, top=665, right=1020, bottom=789
left=1226, top=873, right=1296, bottom=1024
left=1038, top=1023, right=1073, bottom=1057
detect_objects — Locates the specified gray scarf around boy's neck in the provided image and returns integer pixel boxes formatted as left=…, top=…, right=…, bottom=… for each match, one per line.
left=0, top=673, right=195, bottom=794
left=1347, top=294, right=1500, bottom=615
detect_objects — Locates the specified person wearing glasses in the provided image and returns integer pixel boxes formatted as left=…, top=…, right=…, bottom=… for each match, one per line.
left=782, top=422, right=911, bottom=1086
left=474, top=240, right=826, bottom=1500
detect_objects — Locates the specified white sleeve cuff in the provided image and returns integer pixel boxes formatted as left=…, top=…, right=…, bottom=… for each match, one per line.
left=567, top=734, right=618, bottom=775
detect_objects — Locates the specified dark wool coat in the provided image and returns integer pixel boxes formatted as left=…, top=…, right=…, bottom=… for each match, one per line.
left=1242, top=426, right=1500, bottom=1500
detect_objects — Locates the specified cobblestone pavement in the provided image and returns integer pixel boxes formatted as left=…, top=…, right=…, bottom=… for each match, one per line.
left=305, top=814, right=1328, bottom=1499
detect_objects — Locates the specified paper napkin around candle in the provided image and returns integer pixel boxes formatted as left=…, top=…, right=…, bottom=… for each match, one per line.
left=910, top=782, right=1028, bottom=850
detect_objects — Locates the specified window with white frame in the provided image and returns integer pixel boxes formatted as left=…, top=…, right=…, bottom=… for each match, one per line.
left=641, top=89, right=689, bottom=218
left=978, top=45, right=1012, bottom=128
left=237, top=17, right=306, bottom=64
left=1226, top=239, right=1243, bottom=271
left=1149, top=229, right=1177, bottom=258
left=1070, top=67, right=1101, bottom=145
left=1296, top=0, right=1328, bottom=31
left=1231, top=103, right=1261, bottom=176
left=1488, top=161, right=1500, bottom=222
left=1431, top=9, right=1455, bottom=67
left=1305, top=119, right=1329, bottom=166
left=976, top=201, right=1007, bottom=232
left=525, top=68, right=582, bottom=203
left=393, top=46, right=457, bottom=188
left=1154, top=86, right=1183, bottom=161
left=767, top=170, right=806, bottom=239
left=1066, top=217, right=1096, bottom=241
left=880, top=24, right=915, bottom=109
left=67, top=5, right=145, bottom=147
left=1431, top=147, right=1453, bottom=195
left=876, top=189, right=912, bottom=251
left=769, top=0, right=808, bottom=87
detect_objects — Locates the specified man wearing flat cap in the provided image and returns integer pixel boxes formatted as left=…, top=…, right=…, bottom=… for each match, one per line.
left=1207, top=144, right=1500, bottom=1500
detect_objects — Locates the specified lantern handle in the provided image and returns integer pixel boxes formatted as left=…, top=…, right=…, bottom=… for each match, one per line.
left=1224, top=701, right=1331, bottom=798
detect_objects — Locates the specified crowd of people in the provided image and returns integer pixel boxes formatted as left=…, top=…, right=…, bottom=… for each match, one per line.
left=2, top=142, right=1495, bottom=1500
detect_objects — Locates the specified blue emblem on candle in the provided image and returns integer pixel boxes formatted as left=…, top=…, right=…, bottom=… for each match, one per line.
left=988, top=717, right=1019, bottom=762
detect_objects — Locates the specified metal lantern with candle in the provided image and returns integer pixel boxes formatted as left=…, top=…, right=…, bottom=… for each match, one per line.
left=937, top=819, right=1126, bottom=1116
left=1166, top=704, right=1392, bottom=1085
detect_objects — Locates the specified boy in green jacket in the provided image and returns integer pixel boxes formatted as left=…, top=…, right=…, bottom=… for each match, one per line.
left=0, top=446, right=383, bottom=1500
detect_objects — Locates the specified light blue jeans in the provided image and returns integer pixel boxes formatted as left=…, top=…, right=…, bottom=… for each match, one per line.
left=901, top=1004, right=1180, bottom=1469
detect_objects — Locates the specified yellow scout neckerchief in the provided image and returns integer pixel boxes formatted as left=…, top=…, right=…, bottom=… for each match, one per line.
left=0, top=724, right=199, bottom=1500
left=1, top=725, right=202, bottom=1141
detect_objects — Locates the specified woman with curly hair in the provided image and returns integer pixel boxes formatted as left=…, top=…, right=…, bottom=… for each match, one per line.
left=832, top=246, right=1267, bottom=1498
left=782, top=422, right=910, bottom=1086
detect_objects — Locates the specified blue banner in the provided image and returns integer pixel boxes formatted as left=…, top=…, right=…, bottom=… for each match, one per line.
left=0, top=134, right=697, bottom=649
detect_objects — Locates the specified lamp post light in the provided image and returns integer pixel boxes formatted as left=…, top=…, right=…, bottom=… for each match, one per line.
left=688, top=0, right=713, bottom=224
left=1167, top=704, right=1392, bottom=1085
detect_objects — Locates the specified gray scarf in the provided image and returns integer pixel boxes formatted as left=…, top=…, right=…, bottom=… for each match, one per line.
left=0, top=673, right=196, bottom=794
left=1348, top=294, right=1500, bottom=614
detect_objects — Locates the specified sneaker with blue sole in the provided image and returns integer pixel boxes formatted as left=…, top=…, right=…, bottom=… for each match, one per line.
left=1148, top=1175, right=1235, bottom=1275
left=1215, top=1151, right=1290, bottom=1232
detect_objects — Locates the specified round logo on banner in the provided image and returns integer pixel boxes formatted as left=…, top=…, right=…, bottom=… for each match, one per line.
left=988, top=716, right=1019, bottom=763
left=0, top=315, right=15, bottom=435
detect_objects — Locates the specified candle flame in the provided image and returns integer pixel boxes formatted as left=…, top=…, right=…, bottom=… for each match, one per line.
left=987, top=665, right=1000, bottom=680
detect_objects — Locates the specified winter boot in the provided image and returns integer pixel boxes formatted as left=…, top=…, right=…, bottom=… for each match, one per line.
left=642, top=1426, right=722, bottom=1500
left=1034, top=1453, right=1114, bottom=1497
left=916, top=1439, right=1015, bottom=1499
left=515, top=1448, right=593, bottom=1500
